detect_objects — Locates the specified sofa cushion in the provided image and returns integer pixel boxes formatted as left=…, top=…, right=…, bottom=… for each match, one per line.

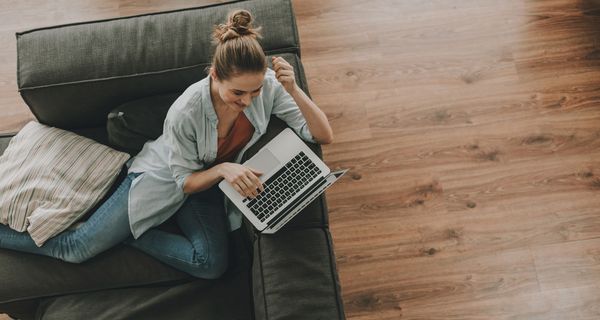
left=107, top=93, right=180, bottom=155
left=0, top=121, right=130, bottom=246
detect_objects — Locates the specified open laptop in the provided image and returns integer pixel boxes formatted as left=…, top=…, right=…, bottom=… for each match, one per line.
left=219, top=128, right=347, bottom=234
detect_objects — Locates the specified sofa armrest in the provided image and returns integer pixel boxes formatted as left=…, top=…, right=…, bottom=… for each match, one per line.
left=252, top=228, right=345, bottom=320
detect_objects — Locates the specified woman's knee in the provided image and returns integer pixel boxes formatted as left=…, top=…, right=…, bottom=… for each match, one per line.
left=54, top=238, right=95, bottom=264
left=189, top=248, right=228, bottom=279
left=61, top=253, right=89, bottom=264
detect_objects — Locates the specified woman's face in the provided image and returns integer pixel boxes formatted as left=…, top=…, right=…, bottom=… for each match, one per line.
left=212, top=71, right=265, bottom=112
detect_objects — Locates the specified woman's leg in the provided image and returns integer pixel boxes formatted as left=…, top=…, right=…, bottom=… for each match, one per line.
left=127, top=188, right=229, bottom=279
left=0, top=173, right=137, bottom=263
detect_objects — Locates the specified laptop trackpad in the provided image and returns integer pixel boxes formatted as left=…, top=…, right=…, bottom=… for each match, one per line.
left=245, top=148, right=280, bottom=176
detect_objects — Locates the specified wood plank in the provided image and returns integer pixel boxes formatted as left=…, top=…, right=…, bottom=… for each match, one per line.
left=340, top=247, right=539, bottom=319
left=397, top=285, right=600, bottom=320
left=533, top=238, right=600, bottom=292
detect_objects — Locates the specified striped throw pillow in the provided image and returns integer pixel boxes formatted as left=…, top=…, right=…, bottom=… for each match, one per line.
left=0, top=121, right=130, bottom=246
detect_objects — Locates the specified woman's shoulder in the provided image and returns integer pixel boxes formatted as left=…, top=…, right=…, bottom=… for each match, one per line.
left=264, top=68, right=277, bottom=85
left=166, top=78, right=210, bottom=121
left=261, top=68, right=283, bottom=95
left=173, top=78, right=208, bottom=111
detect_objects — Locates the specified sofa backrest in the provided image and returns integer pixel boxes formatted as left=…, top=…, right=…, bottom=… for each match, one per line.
left=16, top=0, right=302, bottom=129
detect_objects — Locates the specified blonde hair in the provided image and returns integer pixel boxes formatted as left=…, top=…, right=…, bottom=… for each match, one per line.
left=211, top=9, right=267, bottom=80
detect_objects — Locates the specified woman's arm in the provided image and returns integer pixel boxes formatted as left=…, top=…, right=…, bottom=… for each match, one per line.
left=272, top=56, right=334, bottom=144
left=287, top=85, right=334, bottom=144
left=182, top=165, right=223, bottom=194
left=183, top=162, right=264, bottom=197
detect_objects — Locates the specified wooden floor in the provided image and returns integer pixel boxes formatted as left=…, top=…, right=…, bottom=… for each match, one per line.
left=2, top=0, right=600, bottom=319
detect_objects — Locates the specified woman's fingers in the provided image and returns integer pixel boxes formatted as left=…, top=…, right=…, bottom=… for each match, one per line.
left=276, top=71, right=295, bottom=87
left=223, top=163, right=264, bottom=198
left=276, top=69, right=294, bottom=78
left=272, top=56, right=292, bottom=72
left=234, top=175, right=252, bottom=197
left=272, top=57, right=297, bottom=93
left=248, top=167, right=263, bottom=177
left=236, top=171, right=264, bottom=198
left=249, top=172, right=264, bottom=193
left=274, top=64, right=292, bottom=75
left=238, top=175, right=257, bottom=198
left=247, top=167, right=264, bottom=193
left=272, top=59, right=296, bottom=94
left=232, top=183, right=244, bottom=197
left=273, top=62, right=291, bottom=73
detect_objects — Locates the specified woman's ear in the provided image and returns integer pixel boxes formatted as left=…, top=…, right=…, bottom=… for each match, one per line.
left=209, top=67, right=218, bottom=82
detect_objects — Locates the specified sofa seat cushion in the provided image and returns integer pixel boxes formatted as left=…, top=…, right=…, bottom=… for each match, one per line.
left=0, top=227, right=252, bottom=319
left=0, top=245, right=190, bottom=305
left=33, top=268, right=253, bottom=320
left=0, top=121, right=130, bottom=246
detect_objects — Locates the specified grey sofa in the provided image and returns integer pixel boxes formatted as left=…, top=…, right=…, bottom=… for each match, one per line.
left=0, top=0, right=345, bottom=319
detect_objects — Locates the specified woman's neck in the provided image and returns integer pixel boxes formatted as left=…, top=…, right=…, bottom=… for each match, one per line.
left=210, top=77, right=241, bottom=119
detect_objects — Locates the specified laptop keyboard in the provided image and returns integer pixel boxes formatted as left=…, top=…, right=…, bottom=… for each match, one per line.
left=243, top=151, right=320, bottom=222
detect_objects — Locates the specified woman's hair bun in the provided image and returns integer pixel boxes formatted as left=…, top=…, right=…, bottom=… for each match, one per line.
left=229, top=10, right=252, bottom=30
left=213, top=9, right=262, bottom=43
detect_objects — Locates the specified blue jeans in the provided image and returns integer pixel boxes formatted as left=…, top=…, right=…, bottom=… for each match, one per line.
left=127, top=181, right=229, bottom=279
left=0, top=173, right=229, bottom=279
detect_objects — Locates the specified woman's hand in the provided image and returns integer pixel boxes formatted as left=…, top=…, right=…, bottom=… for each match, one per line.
left=217, top=162, right=264, bottom=198
left=272, top=56, right=297, bottom=94
left=270, top=56, right=334, bottom=145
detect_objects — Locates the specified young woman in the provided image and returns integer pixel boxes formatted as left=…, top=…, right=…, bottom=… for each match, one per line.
left=0, top=9, right=332, bottom=279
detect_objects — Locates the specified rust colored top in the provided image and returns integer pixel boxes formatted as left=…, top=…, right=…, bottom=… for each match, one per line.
left=214, top=112, right=255, bottom=165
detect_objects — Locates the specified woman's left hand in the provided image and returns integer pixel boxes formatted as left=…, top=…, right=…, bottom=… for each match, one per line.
left=272, top=56, right=297, bottom=94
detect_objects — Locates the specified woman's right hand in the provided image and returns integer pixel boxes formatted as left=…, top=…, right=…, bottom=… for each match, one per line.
left=217, top=162, right=264, bottom=198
